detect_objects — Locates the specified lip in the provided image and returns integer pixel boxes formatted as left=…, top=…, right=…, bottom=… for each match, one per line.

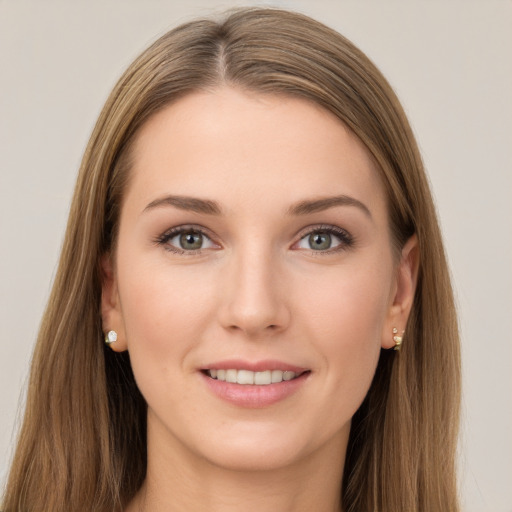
left=199, top=359, right=310, bottom=408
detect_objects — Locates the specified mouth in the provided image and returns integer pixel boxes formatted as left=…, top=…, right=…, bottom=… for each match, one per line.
left=199, top=360, right=311, bottom=407
left=202, top=368, right=310, bottom=385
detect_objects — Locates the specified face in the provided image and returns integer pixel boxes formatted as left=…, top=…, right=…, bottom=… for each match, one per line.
left=102, top=86, right=416, bottom=472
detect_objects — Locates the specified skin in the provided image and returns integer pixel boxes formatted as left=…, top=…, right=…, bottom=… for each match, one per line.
left=101, top=86, right=418, bottom=512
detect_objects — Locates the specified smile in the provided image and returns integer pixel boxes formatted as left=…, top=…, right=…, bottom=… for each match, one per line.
left=206, top=369, right=302, bottom=385
left=200, top=362, right=311, bottom=407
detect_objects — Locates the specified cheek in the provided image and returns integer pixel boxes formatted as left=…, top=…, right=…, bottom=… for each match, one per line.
left=297, top=261, right=392, bottom=386
left=300, top=261, right=391, bottom=337
left=117, top=257, right=218, bottom=366
left=115, top=259, right=221, bottom=421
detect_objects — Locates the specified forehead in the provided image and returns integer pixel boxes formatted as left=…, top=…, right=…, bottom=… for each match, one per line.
left=126, top=86, right=386, bottom=217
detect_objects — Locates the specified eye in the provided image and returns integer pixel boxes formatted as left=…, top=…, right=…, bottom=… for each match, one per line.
left=295, top=226, right=353, bottom=253
left=173, top=231, right=206, bottom=251
left=156, top=227, right=217, bottom=254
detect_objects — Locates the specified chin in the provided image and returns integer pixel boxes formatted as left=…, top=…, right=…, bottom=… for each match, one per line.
left=187, top=419, right=350, bottom=473
left=202, top=439, right=310, bottom=472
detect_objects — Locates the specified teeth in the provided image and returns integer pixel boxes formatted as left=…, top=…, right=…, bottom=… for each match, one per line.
left=237, top=370, right=254, bottom=385
left=226, top=369, right=237, bottom=383
left=207, top=369, right=299, bottom=385
left=254, top=370, right=271, bottom=385
left=271, top=370, right=283, bottom=383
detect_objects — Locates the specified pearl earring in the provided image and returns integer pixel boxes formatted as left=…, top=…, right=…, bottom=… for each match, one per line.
left=392, top=327, right=403, bottom=351
left=104, top=330, right=118, bottom=346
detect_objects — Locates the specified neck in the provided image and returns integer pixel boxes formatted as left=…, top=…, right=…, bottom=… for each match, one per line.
left=127, top=420, right=348, bottom=512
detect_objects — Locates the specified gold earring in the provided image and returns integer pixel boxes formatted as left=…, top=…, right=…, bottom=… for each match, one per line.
left=104, top=330, right=118, bottom=346
left=392, top=327, right=403, bottom=351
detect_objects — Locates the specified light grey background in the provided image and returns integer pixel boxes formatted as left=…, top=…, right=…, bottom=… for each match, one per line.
left=1, top=1, right=511, bottom=510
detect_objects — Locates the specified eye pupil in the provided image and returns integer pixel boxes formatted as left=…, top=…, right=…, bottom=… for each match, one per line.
left=180, top=231, right=203, bottom=250
left=309, top=232, right=331, bottom=250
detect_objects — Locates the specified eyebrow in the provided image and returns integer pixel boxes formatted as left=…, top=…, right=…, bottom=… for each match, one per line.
left=142, top=193, right=372, bottom=218
left=287, top=195, right=372, bottom=218
left=143, top=195, right=223, bottom=215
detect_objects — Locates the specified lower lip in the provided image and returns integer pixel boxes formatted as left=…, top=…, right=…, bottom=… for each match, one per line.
left=200, top=372, right=310, bottom=408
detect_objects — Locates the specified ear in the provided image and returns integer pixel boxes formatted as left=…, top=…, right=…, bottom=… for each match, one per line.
left=381, top=234, right=420, bottom=349
left=100, top=253, right=127, bottom=352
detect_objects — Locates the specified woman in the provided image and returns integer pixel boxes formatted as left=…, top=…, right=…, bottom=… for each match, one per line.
left=2, top=7, right=460, bottom=512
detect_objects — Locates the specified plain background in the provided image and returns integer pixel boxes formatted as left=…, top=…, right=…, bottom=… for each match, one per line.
left=1, top=1, right=511, bottom=510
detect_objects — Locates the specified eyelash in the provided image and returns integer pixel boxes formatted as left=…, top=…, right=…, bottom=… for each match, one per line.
left=154, top=224, right=355, bottom=255
left=295, top=225, right=355, bottom=255
left=154, top=225, right=216, bottom=255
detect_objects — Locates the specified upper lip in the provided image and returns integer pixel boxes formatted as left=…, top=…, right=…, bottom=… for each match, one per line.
left=200, top=359, right=308, bottom=373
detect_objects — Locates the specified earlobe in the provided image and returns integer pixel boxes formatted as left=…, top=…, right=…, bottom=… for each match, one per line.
left=381, top=234, right=420, bottom=350
left=100, top=254, right=127, bottom=352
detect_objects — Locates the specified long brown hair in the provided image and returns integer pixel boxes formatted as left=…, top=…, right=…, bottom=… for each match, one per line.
left=2, top=8, right=460, bottom=511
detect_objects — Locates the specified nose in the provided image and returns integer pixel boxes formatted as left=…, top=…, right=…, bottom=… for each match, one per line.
left=217, top=244, right=290, bottom=338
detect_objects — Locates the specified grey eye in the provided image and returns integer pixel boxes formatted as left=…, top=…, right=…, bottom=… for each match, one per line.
left=296, top=229, right=344, bottom=252
left=308, top=232, right=332, bottom=250
left=166, top=230, right=215, bottom=251
left=179, top=231, right=204, bottom=250
left=161, top=227, right=217, bottom=253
